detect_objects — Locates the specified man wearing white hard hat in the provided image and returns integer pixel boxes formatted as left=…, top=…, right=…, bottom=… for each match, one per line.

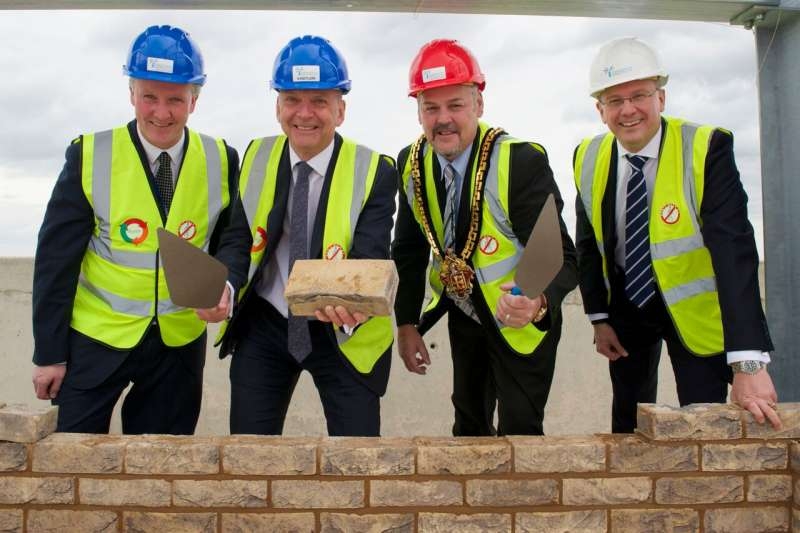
left=573, top=36, right=780, bottom=432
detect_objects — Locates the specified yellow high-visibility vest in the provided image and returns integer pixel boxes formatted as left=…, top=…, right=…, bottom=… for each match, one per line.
left=400, top=122, right=549, bottom=356
left=72, top=125, right=230, bottom=348
left=574, top=116, right=724, bottom=355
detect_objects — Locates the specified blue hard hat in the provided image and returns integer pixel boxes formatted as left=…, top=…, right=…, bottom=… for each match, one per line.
left=123, top=25, right=206, bottom=86
left=270, top=35, right=351, bottom=94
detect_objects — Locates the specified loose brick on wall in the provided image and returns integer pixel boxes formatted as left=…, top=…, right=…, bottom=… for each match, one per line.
left=637, top=403, right=742, bottom=441
left=744, top=402, right=800, bottom=438
left=418, top=512, right=512, bottom=533
left=27, top=510, right=118, bottom=533
left=125, top=435, right=219, bottom=475
left=702, top=442, right=788, bottom=471
left=320, top=438, right=414, bottom=476
left=0, top=404, right=57, bottom=443
left=704, top=505, right=789, bottom=532
left=320, top=512, right=414, bottom=533
left=416, top=437, right=510, bottom=475
left=608, top=436, right=698, bottom=472
left=222, top=436, right=317, bottom=475
left=516, top=510, right=606, bottom=533
left=511, top=436, right=605, bottom=473
left=33, top=433, right=124, bottom=474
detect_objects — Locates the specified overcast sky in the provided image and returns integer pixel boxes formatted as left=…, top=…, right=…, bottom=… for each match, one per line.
left=0, top=9, right=764, bottom=257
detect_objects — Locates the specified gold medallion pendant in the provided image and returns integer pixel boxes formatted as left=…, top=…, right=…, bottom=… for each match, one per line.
left=440, top=249, right=475, bottom=301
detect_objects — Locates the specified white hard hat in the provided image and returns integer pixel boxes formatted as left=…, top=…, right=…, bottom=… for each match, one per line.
left=589, top=37, right=669, bottom=98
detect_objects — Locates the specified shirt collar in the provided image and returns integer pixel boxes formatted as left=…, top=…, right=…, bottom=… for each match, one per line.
left=288, top=139, right=335, bottom=179
left=616, top=124, right=662, bottom=160
left=136, top=123, right=185, bottom=167
left=436, top=143, right=473, bottom=181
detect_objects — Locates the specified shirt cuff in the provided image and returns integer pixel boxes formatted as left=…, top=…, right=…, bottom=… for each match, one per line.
left=226, top=281, right=235, bottom=319
left=588, top=313, right=609, bottom=323
left=342, top=324, right=356, bottom=336
left=726, top=350, right=771, bottom=365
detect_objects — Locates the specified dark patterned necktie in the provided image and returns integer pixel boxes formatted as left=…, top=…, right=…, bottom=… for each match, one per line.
left=624, top=154, right=656, bottom=307
left=287, top=161, right=313, bottom=362
left=155, top=151, right=174, bottom=213
left=442, top=163, right=456, bottom=251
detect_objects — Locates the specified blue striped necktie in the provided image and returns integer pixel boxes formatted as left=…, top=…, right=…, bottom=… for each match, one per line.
left=442, top=163, right=456, bottom=250
left=624, top=154, right=657, bottom=307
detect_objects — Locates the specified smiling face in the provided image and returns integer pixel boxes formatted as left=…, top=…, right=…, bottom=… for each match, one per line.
left=276, top=89, right=345, bottom=160
left=596, top=78, right=665, bottom=153
left=417, top=83, right=483, bottom=161
left=130, top=78, right=197, bottom=149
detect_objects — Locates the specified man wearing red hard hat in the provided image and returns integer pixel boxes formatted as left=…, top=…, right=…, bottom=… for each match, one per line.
left=31, top=25, right=239, bottom=434
left=574, top=37, right=780, bottom=432
left=392, top=39, right=577, bottom=436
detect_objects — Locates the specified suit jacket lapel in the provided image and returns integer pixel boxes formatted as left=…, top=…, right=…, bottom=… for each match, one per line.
left=262, top=144, right=291, bottom=265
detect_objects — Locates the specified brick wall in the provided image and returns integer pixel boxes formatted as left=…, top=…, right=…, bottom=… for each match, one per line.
left=0, top=402, right=798, bottom=533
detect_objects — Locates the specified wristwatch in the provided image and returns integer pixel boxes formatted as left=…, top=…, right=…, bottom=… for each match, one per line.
left=730, top=360, right=766, bottom=375
left=532, top=294, right=548, bottom=323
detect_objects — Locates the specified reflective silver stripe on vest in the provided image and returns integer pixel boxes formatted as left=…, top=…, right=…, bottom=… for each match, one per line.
left=201, top=133, right=223, bottom=252
left=157, top=297, right=182, bottom=315
left=651, top=122, right=705, bottom=261
left=86, top=129, right=152, bottom=269
left=351, top=145, right=373, bottom=231
left=579, top=134, right=606, bottom=226
left=475, top=136, right=523, bottom=286
left=79, top=275, right=152, bottom=316
left=242, top=137, right=280, bottom=281
left=661, top=276, right=717, bottom=307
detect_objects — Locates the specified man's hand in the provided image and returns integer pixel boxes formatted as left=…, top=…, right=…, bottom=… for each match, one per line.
left=195, top=284, right=231, bottom=323
left=32, top=365, right=67, bottom=400
left=314, top=305, right=367, bottom=329
left=397, top=324, right=431, bottom=375
left=593, top=322, right=629, bottom=361
left=731, top=369, right=782, bottom=429
left=496, top=282, right=542, bottom=328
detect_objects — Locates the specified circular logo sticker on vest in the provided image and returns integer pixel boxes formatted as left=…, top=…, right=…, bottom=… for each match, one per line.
left=119, top=218, right=148, bottom=245
left=660, top=203, right=680, bottom=225
left=478, top=235, right=499, bottom=255
left=325, top=243, right=345, bottom=261
left=178, top=220, right=197, bottom=241
left=251, top=227, right=267, bottom=253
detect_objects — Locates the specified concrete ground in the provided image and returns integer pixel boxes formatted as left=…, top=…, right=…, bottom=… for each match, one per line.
left=2, top=257, right=680, bottom=436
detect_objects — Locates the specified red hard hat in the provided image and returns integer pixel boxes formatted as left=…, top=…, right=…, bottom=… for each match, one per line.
left=408, top=39, right=485, bottom=97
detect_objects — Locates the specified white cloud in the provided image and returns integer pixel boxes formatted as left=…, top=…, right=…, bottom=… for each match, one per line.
left=0, top=9, right=763, bottom=256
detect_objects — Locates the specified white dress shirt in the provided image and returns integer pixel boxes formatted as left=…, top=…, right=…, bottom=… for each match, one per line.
left=137, top=124, right=184, bottom=182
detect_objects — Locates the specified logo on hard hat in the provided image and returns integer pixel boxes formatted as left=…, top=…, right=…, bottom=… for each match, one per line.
left=119, top=218, right=149, bottom=245
left=603, top=65, right=633, bottom=80
left=146, top=57, right=174, bottom=74
left=293, top=65, right=321, bottom=83
left=422, top=66, right=447, bottom=83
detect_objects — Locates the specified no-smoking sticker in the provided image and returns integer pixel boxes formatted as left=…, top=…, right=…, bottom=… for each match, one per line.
left=325, top=243, right=345, bottom=260
left=660, top=203, right=680, bottom=225
left=178, top=220, right=197, bottom=240
left=478, top=235, right=499, bottom=255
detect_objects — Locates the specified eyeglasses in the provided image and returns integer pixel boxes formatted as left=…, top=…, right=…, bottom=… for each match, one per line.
left=600, top=89, right=659, bottom=109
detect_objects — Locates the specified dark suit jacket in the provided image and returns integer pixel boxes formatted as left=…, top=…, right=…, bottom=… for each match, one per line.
left=392, top=127, right=578, bottom=342
left=214, top=133, right=398, bottom=395
left=32, top=120, right=240, bottom=386
left=574, top=117, right=772, bottom=353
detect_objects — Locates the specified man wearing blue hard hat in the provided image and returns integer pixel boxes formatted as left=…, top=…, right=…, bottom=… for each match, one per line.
left=199, top=35, right=397, bottom=436
left=31, top=25, right=239, bottom=434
